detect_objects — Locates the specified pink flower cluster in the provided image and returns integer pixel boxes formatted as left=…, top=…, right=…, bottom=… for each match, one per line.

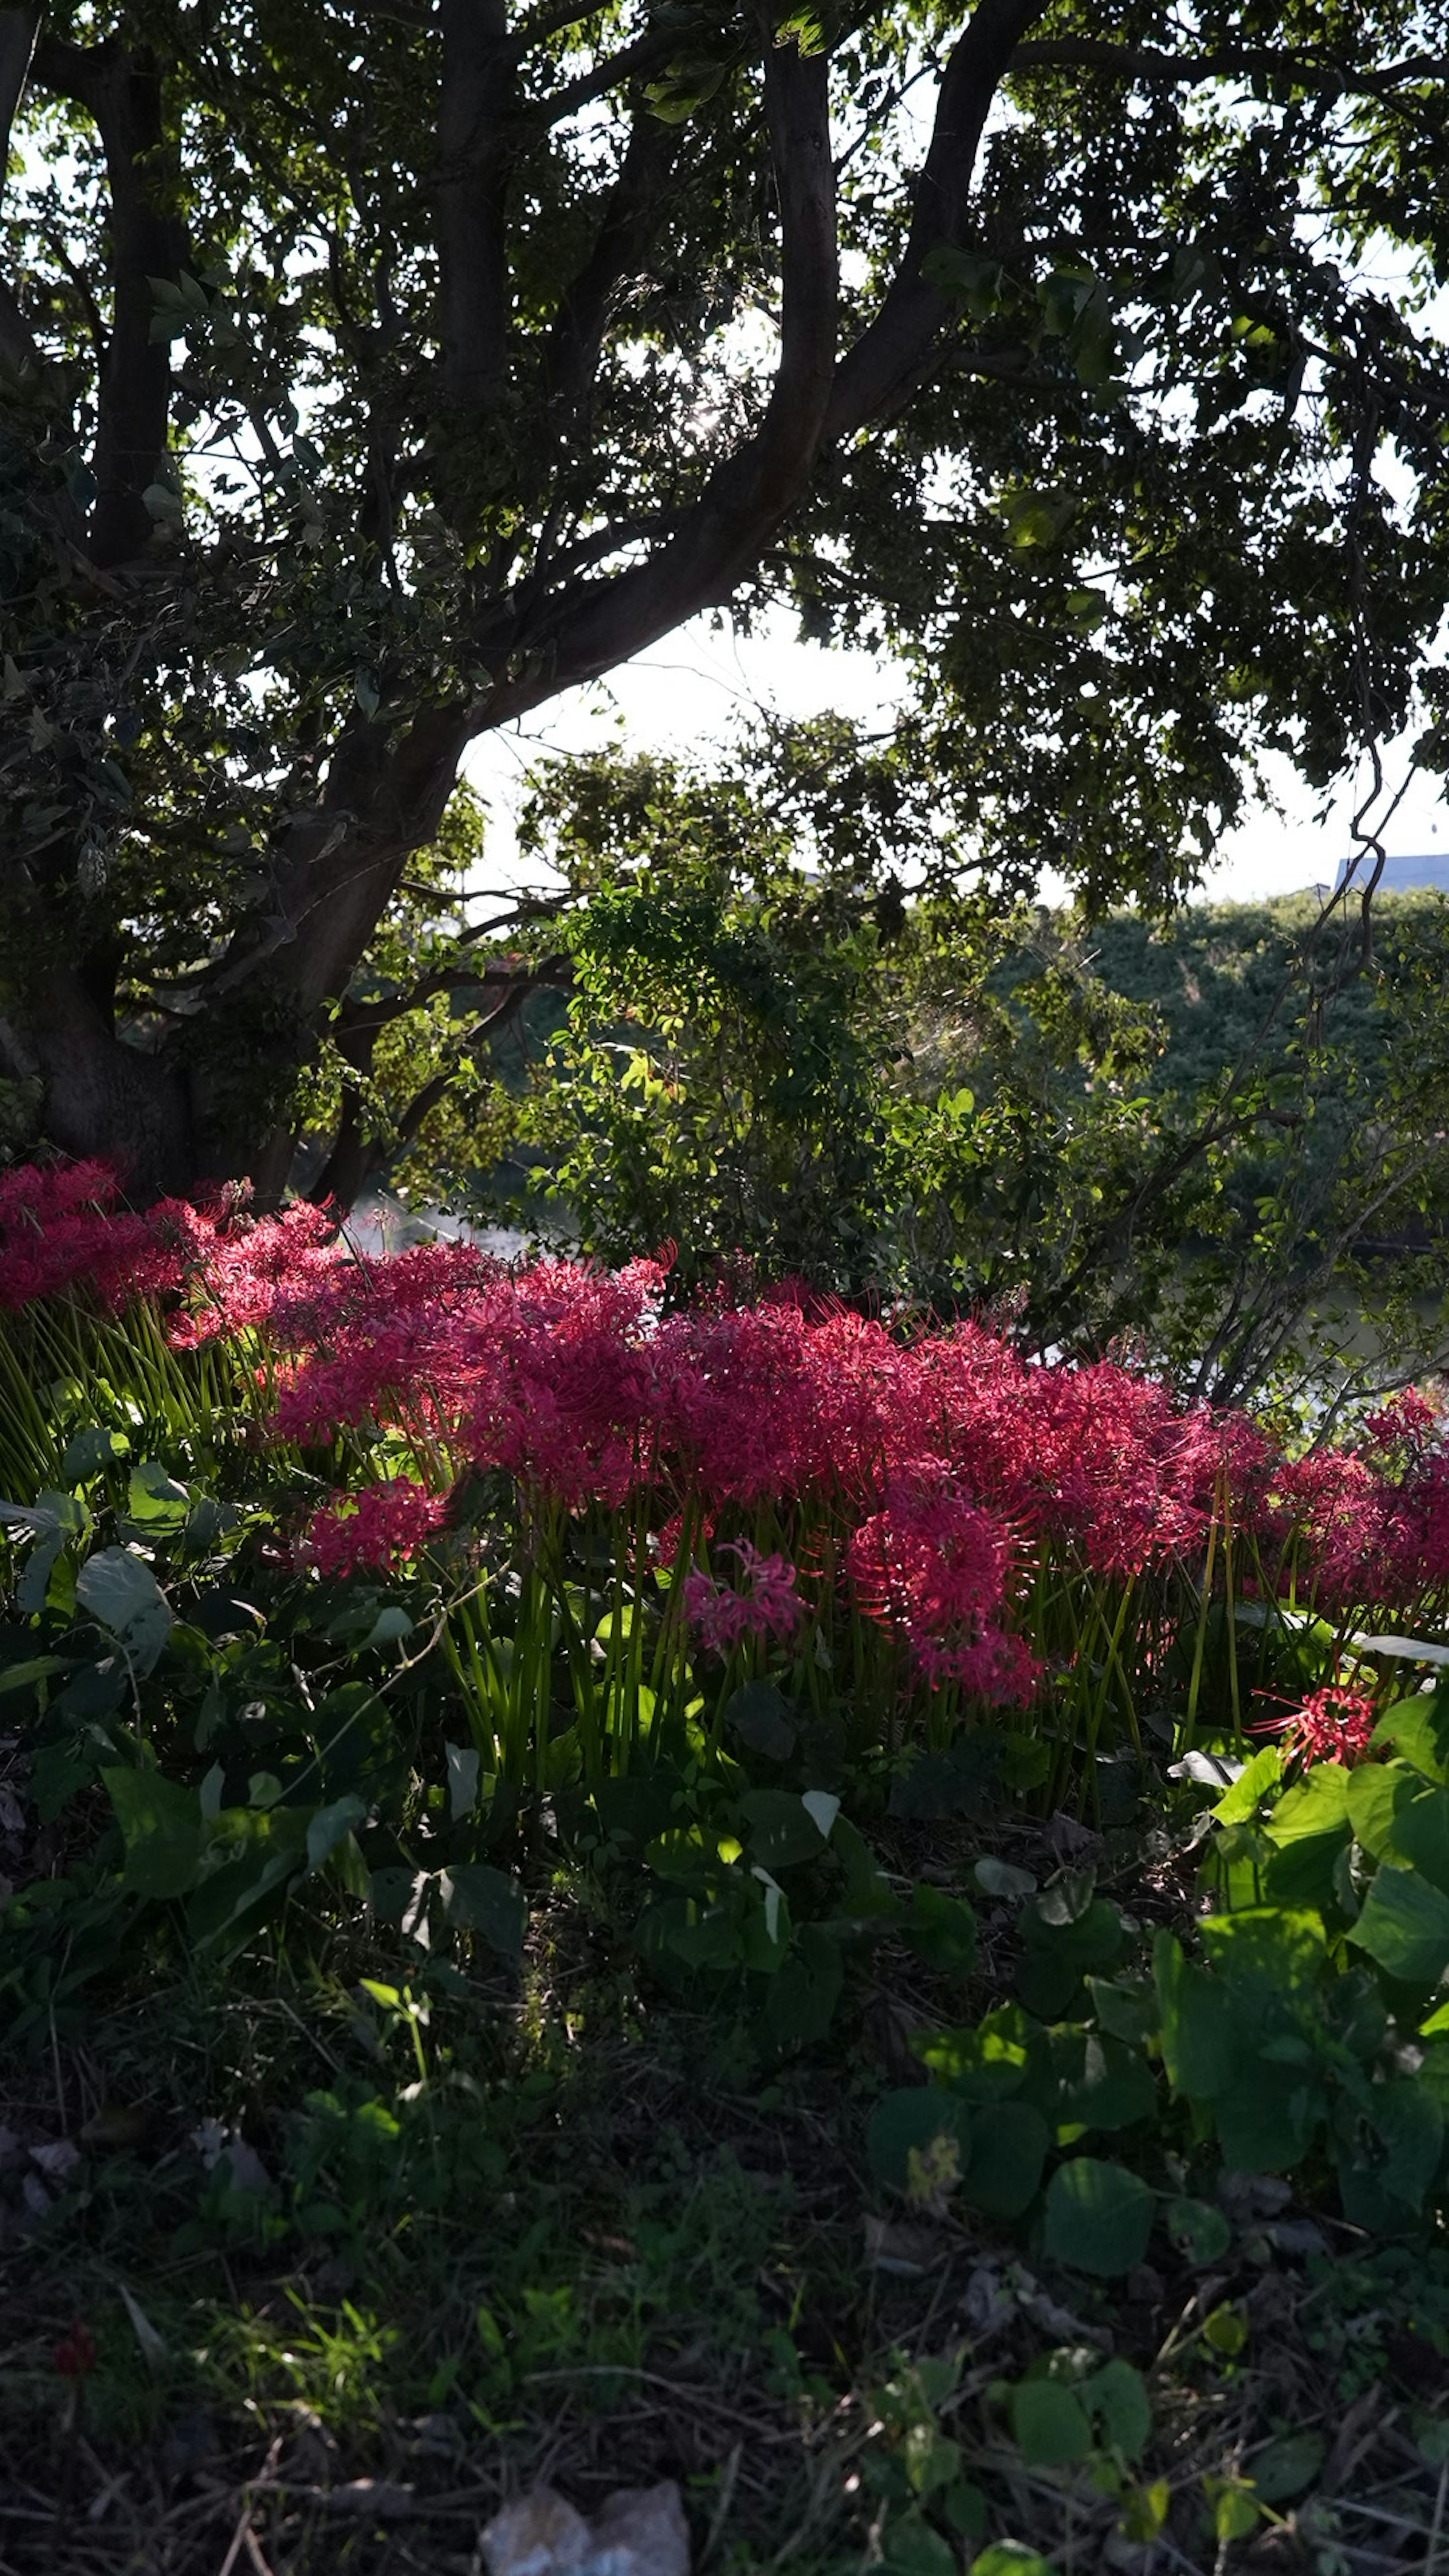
left=683, top=1544, right=804, bottom=1653
left=846, top=1466, right=1038, bottom=1702
left=0, top=1161, right=201, bottom=1313
left=6, top=1160, right=1449, bottom=1710
left=0, top=1158, right=337, bottom=1324
left=302, top=1478, right=445, bottom=1576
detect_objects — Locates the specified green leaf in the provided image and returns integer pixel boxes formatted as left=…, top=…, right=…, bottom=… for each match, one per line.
left=920, top=245, right=1003, bottom=318
left=364, top=1603, right=413, bottom=1647
left=1378, top=1782, right=1449, bottom=1894
left=1368, top=1690, right=1449, bottom=1781
left=1348, top=1759, right=1422, bottom=1856
left=0, top=1653, right=69, bottom=1698
left=1209, top=1745, right=1283, bottom=1824
left=644, top=54, right=728, bottom=123
left=1010, top=2380, right=1092, bottom=2467
left=943, top=2480, right=987, bottom=2537
left=971, top=2545, right=1058, bottom=2576
left=1037, top=2030, right=1157, bottom=2135
left=1154, top=1932, right=1235, bottom=2096
left=445, top=1740, right=480, bottom=1820
left=187, top=1814, right=308, bottom=1947
left=101, top=1765, right=204, bottom=1899
left=866, top=2088, right=972, bottom=2196
left=1347, top=1865, right=1449, bottom=1985
left=901, top=1881, right=977, bottom=1976
left=741, top=1786, right=831, bottom=1869
left=882, top=2519, right=958, bottom=2576
left=1250, top=2433, right=1326, bottom=2504
left=76, top=1547, right=173, bottom=1673
left=61, top=1426, right=129, bottom=1481
left=762, top=1922, right=844, bottom=2050
left=1164, top=2196, right=1232, bottom=2263
left=1082, top=2359, right=1151, bottom=2461
left=726, top=1680, right=796, bottom=1761
left=1202, top=2303, right=1249, bottom=2356
left=1262, top=1762, right=1350, bottom=1843
left=916, top=2005, right=1031, bottom=2102
left=436, top=1863, right=527, bottom=1955
left=1335, top=2076, right=1444, bottom=2219
left=1207, top=2477, right=1260, bottom=2543
left=1016, top=1892, right=1125, bottom=2018
left=1041, top=2158, right=1154, bottom=2276
left=1086, top=1975, right=1158, bottom=2045
left=800, top=1788, right=840, bottom=1839
left=305, top=1793, right=369, bottom=1871
left=1198, top=1904, right=1327, bottom=1997
left=962, top=2099, right=1049, bottom=2219
left=127, top=1461, right=190, bottom=1524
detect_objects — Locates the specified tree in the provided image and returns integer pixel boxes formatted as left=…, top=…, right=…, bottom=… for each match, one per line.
left=3, top=0, right=1448, bottom=1202
left=444, top=738, right=1449, bottom=1413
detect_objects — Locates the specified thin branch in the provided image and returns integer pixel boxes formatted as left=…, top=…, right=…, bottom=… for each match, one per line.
left=310, top=958, right=568, bottom=1208
left=0, top=4, right=37, bottom=143
left=1008, top=37, right=1449, bottom=102
left=335, top=947, right=569, bottom=1041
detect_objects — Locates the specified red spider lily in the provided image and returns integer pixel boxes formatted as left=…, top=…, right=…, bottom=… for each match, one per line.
left=846, top=1464, right=1039, bottom=1706
left=11, top=1159, right=1449, bottom=1720
left=1364, top=1387, right=1440, bottom=1454
left=301, top=1479, right=446, bottom=1576
left=683, top=1544, right=804, bottom=1653
left=53, top=2321, right=98, bottom=2380
left=1252, top=1682, right=1378, bottom=1768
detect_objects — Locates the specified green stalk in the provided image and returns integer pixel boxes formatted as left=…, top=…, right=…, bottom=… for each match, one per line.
left=1181, top=1508, right=1219, bottom=1756
left=1220, top=1471, right=1243, bottom=1754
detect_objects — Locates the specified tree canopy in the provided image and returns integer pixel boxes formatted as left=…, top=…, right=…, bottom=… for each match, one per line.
left=3, top=0, right=1449, bottom=1199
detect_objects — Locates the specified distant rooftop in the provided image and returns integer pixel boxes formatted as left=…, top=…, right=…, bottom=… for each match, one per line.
left=1331, top=852, right=1449, bottom=895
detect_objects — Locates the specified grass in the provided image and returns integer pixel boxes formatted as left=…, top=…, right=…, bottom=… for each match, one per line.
left=3, top=1779, right=1448, bottom=2576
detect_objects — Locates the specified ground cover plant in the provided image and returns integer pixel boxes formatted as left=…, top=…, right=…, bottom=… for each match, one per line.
left=2, top=1158, right=1449, bottom=2574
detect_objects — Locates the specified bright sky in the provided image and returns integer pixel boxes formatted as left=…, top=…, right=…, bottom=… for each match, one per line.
left=465, top=606, right=1448, bottom=909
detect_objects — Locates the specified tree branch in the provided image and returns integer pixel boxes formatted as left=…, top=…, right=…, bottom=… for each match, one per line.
left=0, top=3, right=36, bottom=155
left=482, top=18, right=837, bottom=706
left=1007, top=38, right=1449, bottom=102
left=31, top=32, right=187, bottom=567
left=526, top=26, right=681, bottom=128
left=335, top=947, right=569, bottom=1042
left=311, top=957, right=568, bottom=1208
left=514, top=1, right=608, bottom=48
left=540, top=106, right=678, bottom=454
left=0, top=7, right=43, bottom=372
left=828, top=0, right=1049, bottom=443
left=436, top=0, right=514, bottom=414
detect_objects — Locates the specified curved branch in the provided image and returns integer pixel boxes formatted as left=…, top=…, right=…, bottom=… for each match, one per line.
left=526, top=25, right=681, bottom=128
left=311, top=955, right=569, bottom=1209
left=541, top=106, right=678, bottom=448
left=827, top=0, right=1048, bottom=443
left=484, top=21, right=837, bottom=704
